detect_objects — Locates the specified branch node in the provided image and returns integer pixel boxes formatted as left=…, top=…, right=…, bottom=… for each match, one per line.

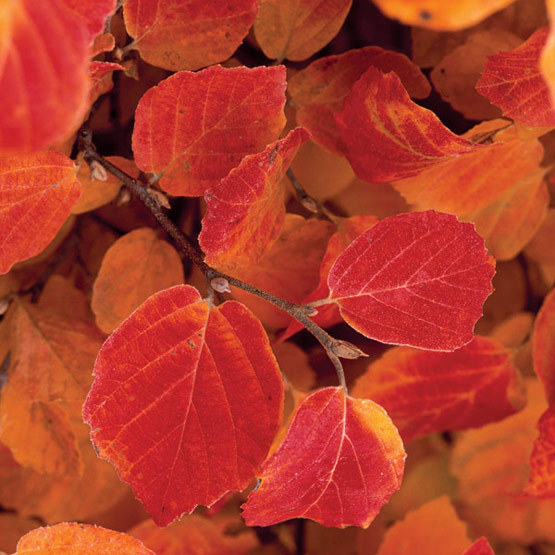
left=330, top=340, right=367, bottom=360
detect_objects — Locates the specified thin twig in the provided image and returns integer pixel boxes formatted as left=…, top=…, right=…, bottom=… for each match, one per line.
left=286, top=168, right=337, bottom=222
left=78, top=129, right=362, bottom=389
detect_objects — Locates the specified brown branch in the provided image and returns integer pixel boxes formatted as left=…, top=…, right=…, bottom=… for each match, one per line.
left=78, top=128, right=363, bottom=389
left=286, top=168, right=337, bottom=222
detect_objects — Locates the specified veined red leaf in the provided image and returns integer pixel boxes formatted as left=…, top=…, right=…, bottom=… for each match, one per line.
left=280, top=215, right=379, bottom=341
left=464, top=537, right=495, bottom=555
left=199, top=128, right=310, bottom=273
left=16, top=523, right=153, bottom=554
left=242, top=386, right=405, bottom=528
left=327, top=211, right=495, bottom=351
left=0, top=152, right=81, bottom=274
left=83, top=285, right=283, bottom=526
left=132, top=65, right=286, bottom=196
left=253, top=0, right=352, bottom=62
left=371, top=0, right=516, bottom=30
left=123, top=0, right=257, bottom=71
left=476, top=27, right=555, bottom=127
left=61, top=0, right=116, bottom=41
left=352, top=336, right=525, bottom=442
left=289, top=46, right=430, bottom=154
left=335, top=67, right=478, bottom=183
left=89, top=61, right=123, bottom=104
left=533, top=288, right=555, bottom=404
left=541, top=1, right=555, bottom=107
left=525, top=406, right=555, bottom=497
left=0, top=0, right=113, bottom=154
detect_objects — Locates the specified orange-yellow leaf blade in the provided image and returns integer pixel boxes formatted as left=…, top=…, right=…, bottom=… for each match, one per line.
left=525, top=406, right=555, bottom=497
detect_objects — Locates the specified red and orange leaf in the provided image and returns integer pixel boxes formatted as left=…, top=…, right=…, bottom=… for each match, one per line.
left=230, top=214, right=334, bottom=328
left=0, top=1, right=103, bottom=154
left=89, top=61, right=124, bottom=104
left=541, top=1, right=555, bottom=107
left=335, top=67, right=478, bottom=183
left=199, top=128, right=309, bottom=273
left=0, top=152, right=81, bottom=274
left=83, top=285, right=283, bottom=526
left=129, top=515, right=258, bottom=554
left=352, top=336, right=525, bottom=442
left=132, top=65, right=286, bottom=196
left=525, top=406, right=555, bottom=497
left=61, top=0, right=116, bottom=41
left=288, top=47, right=430, bottom=154
left=92, top=228, right=184, bottom=334
left=123, top=0, right=257, bottom=71
left=376, top=496, right=472, bottom=555
left=371, top=0, right=516, bottom=30
left=476, top=27, right=555, bottom=127
left=533, top=288, right=555, bottom=404
left=451, top=379, right=555, bottom=543
left=0, top=513, right=39, bottom=554
left=327, top=211, right=495, bottom=351
left=253, top=0, right=352, bottom=62
left=90, top=32, right=115, bottom=57
left=242, top=386, right=405, bottom=528
left=73, top=155, right=138, bottom=215
left=464, top=537, right=495, bottom=555
left=281, top=215, right=379, bottom=341
left=16, top=523, right=153, bottom=554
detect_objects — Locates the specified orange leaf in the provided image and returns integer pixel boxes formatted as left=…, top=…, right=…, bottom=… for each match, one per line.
left=335, top=67, right=478, bottom=183
left=123, top=0, right=257, bottom=71
left=376, top=496, right=472, bottom=555
left=327, top=211, right=495, bottom=351
left=525, top=208, right=555, bottom=265
left=254, top=0, right=352, bottom=62
left=371, top=0, right=516, bottom=30
left=199, top=128, right=309, bottom=273
left=83, top=285, right=283, bottom=526
left=451, top=379, right=555, bottom=543
left=525, top=406, right=555, bottom=496
left=16, top=522, right=153, bottom=554
left=92, top=228, right=184, bottom=333
left=533, top=288, right=555, bottom=404
left=0, top=152, right=81, bottom=274
left=0, top=1, right=112, bottom=154
left=476, top=26, right=555, bottom=127
left=289, top=46, right=430, bottom=154
left=231, top=214, right=334, bottom=328
left=132, top=65, right=286, bottom=196
left=0, top=513, right=38, bottom=554
left=129, top=515, right=258, bottom=554
left=242, top=386, right=406, bottom=528
left=352, top=336, right=525, bottom=442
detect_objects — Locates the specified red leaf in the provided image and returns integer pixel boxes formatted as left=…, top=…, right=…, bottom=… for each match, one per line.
left=89, top=61, right=123, bottom=104
left=533, top=288, right=555, bottom=405
left=0, top=1, right=93, bottom=154
left=288, top=46, right=430, bottom=154
left=242, top=386, right=405, bottom=528
left=123, top=0, right=257, bottom=71
left=335, top=67, right=478, bottom=183
left=352, top=336, right=525, bottom=441
left=0, top=152, right=81, bottom=274
left=476, top=27, right=555, bottom=127
left=132, top=65, right=286, bottom=196
left=327, top=211, right=495, bottom=351
left=61, top=0, right=116, bottom=41
left=199, top=128, right=310, bottom=273
left=525, top=406, right=555, bottom=497
left=83, top=285, right=283, bottom=526
left=464, top=537, right=495, bottom=555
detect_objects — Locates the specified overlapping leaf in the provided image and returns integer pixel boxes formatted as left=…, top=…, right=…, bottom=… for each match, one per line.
left=0, top=0, right=113, bottom=154
left=89, top=61, right=123, bottom=105
left=253, top=0, right=352, bottom=62
left=532, top=288, right=555, bottom=404
left=464, top=537, right=495, bottom=555
left=476, top=27, right=555, bottom=127
left=540, top=0, right=555, bottom=106
left=132, top=65, right=286, bottom=196
left=525, top=406, right=555, bottom=496
left=335, top=67, right=478, bottom=183
left=371, top=0, right=516, bottom=30
left=327, top=211, right=495, bottom=351
left=288, top=47, right=430, bottom=154
left=0, top=152, right=81, bottom=274
left=353, top=336, right=525, bottom=441
left=199, top=128, right=309, bottom=273
left=83, top=285, right=283, bottom=526
left=92, top=228, right=184, bottom=334
left=242, top=386, right=406, bottom=528
left=16, top=523, right=153, bottom=554
left=123, top=0, right=257, bottom=71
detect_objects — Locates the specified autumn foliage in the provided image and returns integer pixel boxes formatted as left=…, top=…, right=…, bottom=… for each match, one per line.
left=1, top=0, right=555, bottom=553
